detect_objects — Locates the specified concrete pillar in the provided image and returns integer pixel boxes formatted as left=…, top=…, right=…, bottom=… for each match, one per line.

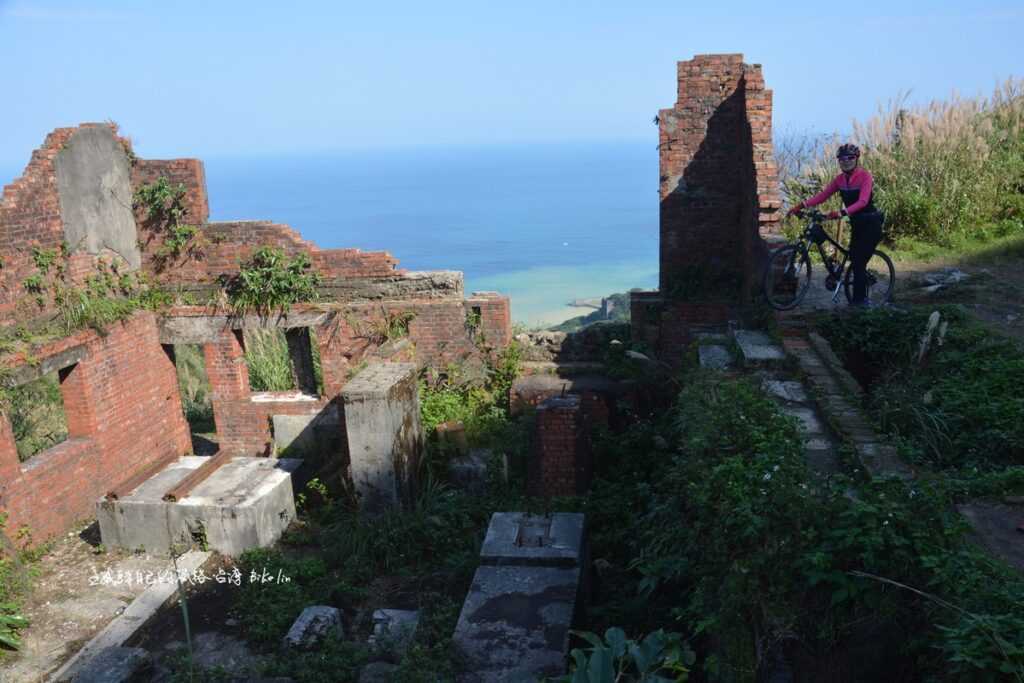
left=340, top=363, right=422, bottom=512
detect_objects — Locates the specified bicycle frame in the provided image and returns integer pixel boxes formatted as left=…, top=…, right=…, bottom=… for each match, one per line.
left=796, top=217, right=850, bottom=303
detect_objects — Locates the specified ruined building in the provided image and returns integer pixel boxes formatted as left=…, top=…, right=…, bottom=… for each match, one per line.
left=0, top=123, right=511, bottom=546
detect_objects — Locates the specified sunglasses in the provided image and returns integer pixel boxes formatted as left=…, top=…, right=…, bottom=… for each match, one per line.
left=837, top=155, right=857, bottom=161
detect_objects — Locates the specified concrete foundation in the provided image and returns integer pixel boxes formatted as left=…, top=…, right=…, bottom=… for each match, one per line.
left=453, top=513, right=586, bottom=682
left=96, top=456, right=300, bottom=557
left=340, top=363, right=422, bottom=512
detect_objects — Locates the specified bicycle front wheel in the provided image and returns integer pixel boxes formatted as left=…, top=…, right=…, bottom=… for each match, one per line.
left=763, top=245, right=812, bottom=310
left=843, top=250, right=895, bottom=304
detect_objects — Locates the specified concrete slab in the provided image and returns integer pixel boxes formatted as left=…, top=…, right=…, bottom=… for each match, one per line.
left=957, top=503, right=1024, bottom=572
left=779, top=406, right=826, bottom=436
left=452, top=565, right=579, bottom=683
left=51, top=551, right=211, bottom=682
left=96, top=457, right=300, bottom=557
left=65, top=646, right=151, bottom=683
left=284, top=606, right=343, bottom=649
left=341, top=363, right=422, bottom=512
left=762, top=380, right=808, bottom=404
left=734, top=330, right=786, bottom=365
left=54, top=126, right=141, bottom=269
left=479, top=513, right=585, bottom=568
left=698, top=344, right=733, bottom=370
left=368, top=609, right=419, bottom=656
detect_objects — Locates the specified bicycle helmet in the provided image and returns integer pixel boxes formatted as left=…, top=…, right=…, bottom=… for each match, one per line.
left=836, top=143, right=860, bottom=159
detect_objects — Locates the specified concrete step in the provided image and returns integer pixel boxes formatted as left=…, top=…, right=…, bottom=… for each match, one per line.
left=733, top=330, right=785, bottom=367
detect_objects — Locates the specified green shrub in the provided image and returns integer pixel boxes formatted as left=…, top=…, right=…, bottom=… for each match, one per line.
left=817, top=307, right=1024, bottom=469
left=221, top=247, right=321, bottom=316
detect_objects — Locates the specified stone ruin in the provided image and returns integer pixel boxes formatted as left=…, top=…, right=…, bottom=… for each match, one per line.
left=0, top=122, right=511, bottom=553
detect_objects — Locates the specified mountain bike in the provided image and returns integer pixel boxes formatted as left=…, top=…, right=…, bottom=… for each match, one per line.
left=762, top=209, right=895, bottom=310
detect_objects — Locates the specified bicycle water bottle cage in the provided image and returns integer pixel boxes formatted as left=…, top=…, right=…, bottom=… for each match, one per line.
left=809, top=223, right=828, bottom=245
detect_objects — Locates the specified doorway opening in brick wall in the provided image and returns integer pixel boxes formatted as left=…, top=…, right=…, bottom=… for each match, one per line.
left=167, top=343, right=219, bottom=456
left=7, top=369, right=70, bottom=462
left=243, top=327, right=323, bottom=397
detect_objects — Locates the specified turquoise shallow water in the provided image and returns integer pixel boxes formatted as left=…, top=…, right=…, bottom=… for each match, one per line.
left=2, top=141, right=660, bottom=326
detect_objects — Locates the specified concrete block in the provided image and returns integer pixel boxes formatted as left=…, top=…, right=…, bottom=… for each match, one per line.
left=96, top=457, right=300, bottom=557
left=368, top=609, right=419, bottom=656
left=67, top=646, right=151, bottom=682
left=479, top=513, right=585, bottom=568
left=283, top=606, right=343, bottom=649
left=452, top=565, right=579, bottom=682
left=734, top=330, right=785, bottom=365
left=698, top=344, right=733, bottom=369
left=341, top=363, right=422, bottom=512
left=272, top=406, right=339, bottom=455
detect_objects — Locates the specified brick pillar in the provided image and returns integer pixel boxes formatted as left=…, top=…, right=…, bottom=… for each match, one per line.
left=658, top=53, right=780, bottom=302
left=59, top=362, right=97, bottom=438
left=529, top=395, right=592, bottom=497
left=204, top=329, right=250, bottom=400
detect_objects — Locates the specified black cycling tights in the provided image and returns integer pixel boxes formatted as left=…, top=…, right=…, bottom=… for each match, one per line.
left=848, top=218, right=883, bottom=303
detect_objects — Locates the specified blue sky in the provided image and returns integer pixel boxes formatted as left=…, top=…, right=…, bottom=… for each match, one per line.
left=1, top=0, right=1020, bottom=167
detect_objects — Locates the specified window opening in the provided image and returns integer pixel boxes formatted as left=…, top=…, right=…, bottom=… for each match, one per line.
left=170, top=344, right=218, bottom=456
left=9, top=370, right=69, bottom=462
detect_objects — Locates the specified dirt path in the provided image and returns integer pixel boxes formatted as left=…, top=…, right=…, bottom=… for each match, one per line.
left=0, top=522, right=174, bottom=683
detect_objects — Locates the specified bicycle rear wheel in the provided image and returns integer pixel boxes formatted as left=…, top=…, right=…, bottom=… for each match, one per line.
left=763, top=245, right=812, bottom=310
left=843, top=250, right=895, bottom=304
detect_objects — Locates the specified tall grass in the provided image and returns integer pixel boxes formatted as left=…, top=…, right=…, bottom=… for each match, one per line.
left=244, top=329, right=296, bottom=392
left=173, top=344, right=215, bottom=433
left=243, top=328, right=324, bottom=394
left=7, top=371, right=68, bottom=462
left=784, top=78, right=1024, bottom=246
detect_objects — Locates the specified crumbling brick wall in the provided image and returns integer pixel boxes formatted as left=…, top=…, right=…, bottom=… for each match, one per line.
left=657, top=54, right=780, bottom=301
left=0, top=123, right=513, bottom=543
left=0, top=312, right=191, bottom=545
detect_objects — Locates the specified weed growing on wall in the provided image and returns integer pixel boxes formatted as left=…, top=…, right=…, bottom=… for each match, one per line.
left=134, top=176, right=218, bottom=266
left=220, top=247, right=321, bottom=317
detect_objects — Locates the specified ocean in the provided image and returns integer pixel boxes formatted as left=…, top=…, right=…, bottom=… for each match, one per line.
left=4, top=141, right=661, bottom=326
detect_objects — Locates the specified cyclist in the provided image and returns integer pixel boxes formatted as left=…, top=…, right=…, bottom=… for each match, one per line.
left=786, top=143, right=885, bottom=307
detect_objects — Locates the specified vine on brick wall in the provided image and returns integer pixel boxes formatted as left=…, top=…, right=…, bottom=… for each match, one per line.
left=134, top=176, right=222, bottom=269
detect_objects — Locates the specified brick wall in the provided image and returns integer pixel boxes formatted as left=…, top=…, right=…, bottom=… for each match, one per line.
left=658, top=54, right=780, bottom=301
left=198, top=292, right=511, bottom=456
left=0, top=127, right=77, bottom=324
left=0, top=312, right=191, bottom=546
left=528, top=395, right=592, bottom=498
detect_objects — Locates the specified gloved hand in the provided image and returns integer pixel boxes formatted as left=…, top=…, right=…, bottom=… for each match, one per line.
left=826, top=210, right=842, bottom=220
left=786, top=202, right=804, bottom=217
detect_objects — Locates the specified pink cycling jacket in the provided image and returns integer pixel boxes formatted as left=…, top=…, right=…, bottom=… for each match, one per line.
left=804, top=167, right=877, bottom=215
